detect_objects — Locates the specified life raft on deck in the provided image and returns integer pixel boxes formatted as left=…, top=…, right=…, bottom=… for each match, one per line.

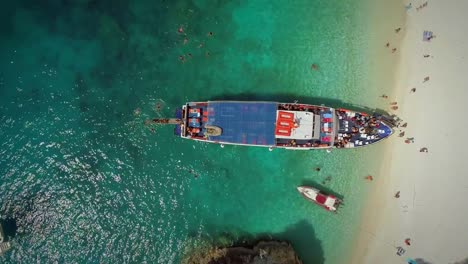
left=205, top=125, right=222, bottom=136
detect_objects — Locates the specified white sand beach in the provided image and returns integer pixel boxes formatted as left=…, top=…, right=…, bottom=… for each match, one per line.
left=352, top=0, right=468, bottom=263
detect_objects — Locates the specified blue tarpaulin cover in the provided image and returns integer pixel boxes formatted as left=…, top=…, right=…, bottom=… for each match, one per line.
left=206, top=101, right=278, bottom=145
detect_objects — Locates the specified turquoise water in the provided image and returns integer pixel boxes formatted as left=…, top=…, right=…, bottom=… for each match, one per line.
left=0, top=1, right=386, bottom=263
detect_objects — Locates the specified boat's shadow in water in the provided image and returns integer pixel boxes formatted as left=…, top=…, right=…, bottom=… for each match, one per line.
left=209, top=93, right=390, bottom=116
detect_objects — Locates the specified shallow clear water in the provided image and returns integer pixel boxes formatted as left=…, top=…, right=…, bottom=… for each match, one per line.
left=0, top=1, right=385, bottom=263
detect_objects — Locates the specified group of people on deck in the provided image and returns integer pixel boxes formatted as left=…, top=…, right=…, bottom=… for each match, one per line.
left=278, top=103, right=322, bottom=114
left=334, top=111, right=382, bottom=148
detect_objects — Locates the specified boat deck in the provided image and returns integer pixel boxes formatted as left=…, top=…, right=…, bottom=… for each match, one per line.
left=206, top=101, right=277, bottom=145
left=177, top=101, right=393, bottom=149
left=335, top=110, right=393, bottom=148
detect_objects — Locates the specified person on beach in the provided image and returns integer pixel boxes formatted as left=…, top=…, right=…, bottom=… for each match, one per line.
left=423, top=54, right=430, bottom=58
left=416, top=2, right=427, bottom=11
left=410, top=88, right=416, bottom=93
left=380, top=94, right=388, bottom=99
left=390, top=102, right=398, bottom=105
left=401, top=122, right=408, bottom=128
left=385, top=42, right=390, bottom=47
left=392, top=48, right=397, bottom=53
left=405, top=238, right=411, bottom=246
left=395, top=27, right=402, bottom=33
left=423, top=76, right=430, bottom=82
left=420, top=147, right=429, bottom=153
left=365, top=175, right=374, bottom=181
left=391, top=106, right=399, bottom=110
left=395, top=191, right=400, bottom=198
left=399, top=131, right=405, bottom=137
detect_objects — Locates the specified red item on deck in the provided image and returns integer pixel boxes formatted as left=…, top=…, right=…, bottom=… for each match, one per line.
left=277, top=118, right=294, bottom=127
left=323, top=118, right=332, bottom=122
left=278, top=111, right=294, bottom=120
left=275, top=127, right=291, bottom=136
left=322, top=136, right=330, bottom=142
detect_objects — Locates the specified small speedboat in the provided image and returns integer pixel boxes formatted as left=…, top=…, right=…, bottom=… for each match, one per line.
left=297, top=186, right=341, bottom=212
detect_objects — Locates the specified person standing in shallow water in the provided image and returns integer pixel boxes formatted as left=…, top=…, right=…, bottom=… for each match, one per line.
left=315, top=167, right=321, bottom=172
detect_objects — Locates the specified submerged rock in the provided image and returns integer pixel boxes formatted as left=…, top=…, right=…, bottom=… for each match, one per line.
left=183, top=240, right=302, bottom=264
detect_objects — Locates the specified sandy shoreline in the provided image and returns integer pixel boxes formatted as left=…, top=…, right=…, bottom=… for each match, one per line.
left=352, top=0, right=468, bottom=263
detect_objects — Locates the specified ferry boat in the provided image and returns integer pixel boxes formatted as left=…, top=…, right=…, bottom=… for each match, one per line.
left=153, top=101, right=394, bottom=149
left=297, top=186, right=341, bottom=212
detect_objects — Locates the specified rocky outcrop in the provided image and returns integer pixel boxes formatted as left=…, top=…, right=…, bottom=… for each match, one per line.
left=182, top=240, right=302, bottom=264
